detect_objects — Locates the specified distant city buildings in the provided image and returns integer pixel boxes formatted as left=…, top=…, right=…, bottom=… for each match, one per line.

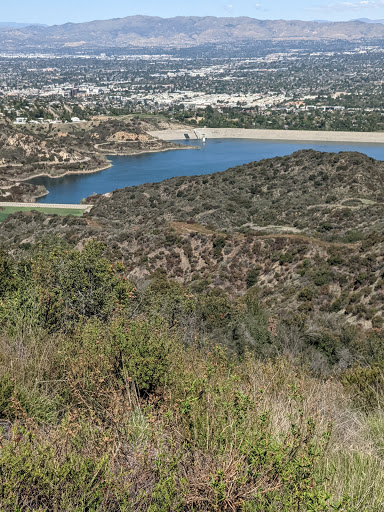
left=1, top=41, right=384, bottom=129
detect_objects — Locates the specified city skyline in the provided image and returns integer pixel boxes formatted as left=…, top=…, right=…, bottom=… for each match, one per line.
left=2, top=0, right=384, bottom=26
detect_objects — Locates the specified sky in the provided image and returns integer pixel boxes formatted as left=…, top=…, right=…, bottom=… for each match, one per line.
left=2, top=0, right=384, bottom=26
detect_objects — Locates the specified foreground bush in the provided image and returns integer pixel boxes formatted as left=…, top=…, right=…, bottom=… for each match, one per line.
left=0, top=352, right=345, bottom=511
left=0, top=240, right=383, bottom=510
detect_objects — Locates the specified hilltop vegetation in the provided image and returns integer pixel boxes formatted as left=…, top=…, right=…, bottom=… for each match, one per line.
left=2, top=149, right=384, bottom=329
left=1, top=239, right=384, bottom=510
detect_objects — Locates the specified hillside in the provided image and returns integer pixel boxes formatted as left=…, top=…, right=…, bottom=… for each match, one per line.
left=1, top=149, right=384, bottom=328
left=2, top=239, right=384, bottom=509
left=2, top=150, right=384, bottom=509
left=2, top=16, right=384, bottom=49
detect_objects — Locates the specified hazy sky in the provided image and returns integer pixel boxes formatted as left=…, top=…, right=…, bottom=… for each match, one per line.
left=2, top=0, right=384, bottom=25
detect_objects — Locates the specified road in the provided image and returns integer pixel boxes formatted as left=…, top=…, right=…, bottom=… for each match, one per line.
left=0, top=202, right=93, bottom=211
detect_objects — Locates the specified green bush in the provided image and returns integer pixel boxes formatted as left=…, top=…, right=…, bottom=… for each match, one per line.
left=0, top=239, right=135, bottom=332
left=246, top=266, right=261, bottom=288
left=111, top=317, right=177, bottom=394
left=342, top=364, right=384, bottom=411
left=0, top=429, right=127, bottom=511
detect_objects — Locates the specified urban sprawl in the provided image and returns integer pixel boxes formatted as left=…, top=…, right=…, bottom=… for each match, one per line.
left=1, top=40, right=384, bottom=131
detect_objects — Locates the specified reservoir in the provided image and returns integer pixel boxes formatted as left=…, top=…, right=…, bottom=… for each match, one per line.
left=31, top=138, right=384, bottom=204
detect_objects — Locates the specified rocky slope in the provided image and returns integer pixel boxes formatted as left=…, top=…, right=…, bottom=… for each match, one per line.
left=0, top=118, right=183, bottom=200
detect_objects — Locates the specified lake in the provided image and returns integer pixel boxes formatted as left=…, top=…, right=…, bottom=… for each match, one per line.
left=31, top=138, right=384, bottom=204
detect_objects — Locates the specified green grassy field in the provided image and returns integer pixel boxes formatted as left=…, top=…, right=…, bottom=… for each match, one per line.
left=0, top=206, right=85, bottom=222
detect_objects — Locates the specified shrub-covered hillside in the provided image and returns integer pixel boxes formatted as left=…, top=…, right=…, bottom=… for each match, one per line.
left=1, top=150, right=384, bottom=327
left=1, top=240, right=384, bottom=510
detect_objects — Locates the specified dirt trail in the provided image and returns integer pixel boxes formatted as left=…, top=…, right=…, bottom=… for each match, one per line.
left=169, top=221, right=359, bottom=249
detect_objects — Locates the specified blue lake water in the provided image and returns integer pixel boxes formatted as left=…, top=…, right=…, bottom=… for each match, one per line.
left=31, top=138, right=384, bottom=204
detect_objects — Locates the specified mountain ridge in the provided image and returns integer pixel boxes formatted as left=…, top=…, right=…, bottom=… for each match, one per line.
left=0, top=22, right=47, bottom=29
left=353, top=18, right=384, bottom=24
left=2, top=15, right=384, bottom=49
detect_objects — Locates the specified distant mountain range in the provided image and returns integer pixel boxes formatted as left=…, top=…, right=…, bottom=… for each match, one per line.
left=0, top=22, right=47, bottom=29
left=2, top=16, right=384, bottom=49
left=354, top=18, right=384, bottom=24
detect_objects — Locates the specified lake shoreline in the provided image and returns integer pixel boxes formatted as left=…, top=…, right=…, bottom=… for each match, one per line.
left=16, top=163, right=113, bottom=183
left=24, top=145, right=195, bottom=186
left=33, top=138, right=384, bottom=205
left=149, top=127, right=384, bottom=144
